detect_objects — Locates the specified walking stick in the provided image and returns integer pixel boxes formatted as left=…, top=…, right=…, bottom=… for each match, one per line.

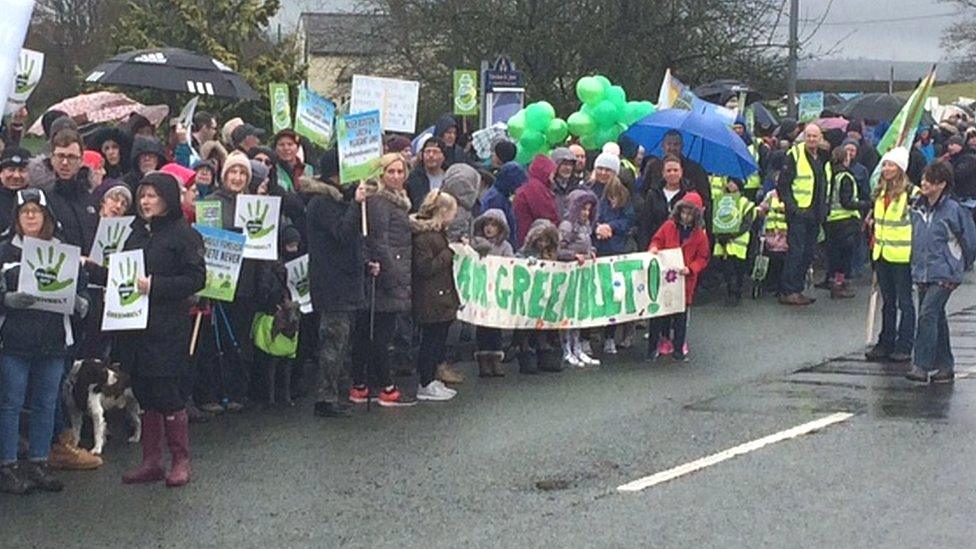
left=189, top=311, right=203, bottom=355
left=866, top=272, right=879, bottom=346
left=367, top=274, right=377, bottom=412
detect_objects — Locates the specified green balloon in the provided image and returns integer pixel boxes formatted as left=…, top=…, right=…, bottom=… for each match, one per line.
left=538, top=101, right=556, bottom=120
left=567, top=111, right=595, bottom=137
left=594, top=75, right=612, bottom=93
left=594, top=126, right=618, bottom=148
left=546, top=119, right=569, bottom=145
left=607, top=85, right=627, bottom=110
left=519, top=129, right=546, bottom=153
left=592, top=100, right=617, bottom=127
left=580, top=134, right=598, bottom=150
left=507, top=111, right=526, bottom=140
left=515, top=145, right=535, bottom=165
left=576, top=76, right=605, bottom=105
left=525, top=102, right=552, bottom=132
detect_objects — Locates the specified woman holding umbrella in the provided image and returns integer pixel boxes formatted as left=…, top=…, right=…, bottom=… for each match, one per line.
left=118, top=172, right=205, bottom=488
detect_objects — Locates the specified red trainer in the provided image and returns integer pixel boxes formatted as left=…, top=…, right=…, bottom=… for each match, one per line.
left=349, top=386, right=371, bottom=404
left=377, top=387, right=417, bottom=408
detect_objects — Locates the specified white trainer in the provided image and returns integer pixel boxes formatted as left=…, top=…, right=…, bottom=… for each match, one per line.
left=603, top=339, right=618, bottom=355
left=563, top=353, right=583, bottom=368
left=577, top=352, right=601, bottom=366
left=417, top=382, right=455, bottom=401
left=430, top=380, right=457, bottom=396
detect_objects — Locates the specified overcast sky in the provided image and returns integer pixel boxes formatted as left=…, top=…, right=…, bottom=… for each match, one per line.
left=281, top=0, right=956, bottom=62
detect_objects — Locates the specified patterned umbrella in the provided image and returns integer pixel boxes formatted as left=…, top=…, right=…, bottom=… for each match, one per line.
left=26, top=91, right=169, bottom=136
left=85, top=48, right=259, bottom=100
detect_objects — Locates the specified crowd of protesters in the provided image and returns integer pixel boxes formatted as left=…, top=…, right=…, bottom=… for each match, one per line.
left=0, top=97, right=974, bottom=496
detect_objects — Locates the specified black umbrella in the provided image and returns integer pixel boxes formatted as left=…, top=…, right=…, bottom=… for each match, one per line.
left=84, top=48, right=260, bottom=101
left=693, top=80, right=763, bottom=107
left=751, top=102, right=778, bottom=129
left=836, top=93, right=907, bottom=122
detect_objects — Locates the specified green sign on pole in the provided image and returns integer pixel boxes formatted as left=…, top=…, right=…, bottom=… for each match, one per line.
left=453, top=70, right=479, bottom=116
left=269, top=83, right=292, bottom=134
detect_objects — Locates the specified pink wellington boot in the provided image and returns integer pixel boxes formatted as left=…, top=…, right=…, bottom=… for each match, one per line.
left=657, top=337, right=674, bottom=356
left=122, top=411, right=165, bottom=484
left=164, top=410, right=191, bottom=488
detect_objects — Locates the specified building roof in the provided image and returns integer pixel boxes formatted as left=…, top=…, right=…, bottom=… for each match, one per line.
left=299, top=12, right=390, bottom=56
left=798, top=58, right=955, bottom=83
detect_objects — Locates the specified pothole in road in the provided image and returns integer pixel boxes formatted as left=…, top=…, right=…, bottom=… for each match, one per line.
left=531, top=460, right=621, bottom=492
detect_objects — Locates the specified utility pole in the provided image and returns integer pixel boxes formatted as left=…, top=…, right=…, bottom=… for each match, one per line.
left=787, top=0, right=799, bottom=119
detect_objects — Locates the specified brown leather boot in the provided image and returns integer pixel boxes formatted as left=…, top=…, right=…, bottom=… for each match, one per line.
left=49, top=431, right=103, bottom=471
left=831, top=281, right=855, bottom=299
left=436, top=363, right=465, bottom=384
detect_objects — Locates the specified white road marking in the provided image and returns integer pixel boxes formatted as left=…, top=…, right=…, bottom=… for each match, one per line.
left=617, top=412, right=854, bottom=493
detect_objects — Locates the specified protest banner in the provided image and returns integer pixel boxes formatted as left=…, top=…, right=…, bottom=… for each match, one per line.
left=17, top=236, right=80, bottom=315
left=270, top=82, right=292, bottom=134
left=453, top=70, right=479, bottom=116
left=102, top=250, right=149, bottom=331
left=89, top=216, right=134, bottom=267
left=0, top=0, right=35, bottom=114
left=195, top=200, right=222, bottom=229
left=350, top=75, right=420, bottom=133
left=234, top=194, right=280, bottom=260
left=294, top=86, right=335, bottom=148
left=285, top=254, right=312, bottom=314
left=798, top=92, right=824, bottom=123
left=195, top=225, right=246, bottom=301
left=452, top=247, right=686, bottom=330
left=657, top=68, right=736, bottom=125
left=337, top=109, right=383, bottom=184
left=6, top=48, right=43, bottom=114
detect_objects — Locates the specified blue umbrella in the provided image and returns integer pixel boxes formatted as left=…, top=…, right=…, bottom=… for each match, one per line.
left=624, top=109, right=758, bottom=179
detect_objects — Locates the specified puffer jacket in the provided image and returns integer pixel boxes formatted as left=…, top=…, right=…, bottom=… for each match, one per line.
left=650, top=197, right=710, bottom=306
left=513, top=155, right=559, bottom=247
left=364, top=184, right=413, bottom=313
left=480, top=162, right=526, bottom=248
left=471, top=209, right=514, bottom=258
left=410, top=215, right=459, bottom=324
left=307, top=182, right=366, bottom=313
left=557, top=189, right=598, bottom=261
left=441, top=163, right=480, bottom=242
left=910, top=194, right=976, bottom=285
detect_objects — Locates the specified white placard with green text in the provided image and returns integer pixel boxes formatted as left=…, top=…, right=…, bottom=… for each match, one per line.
left=17, top=237, right=80, bottom=315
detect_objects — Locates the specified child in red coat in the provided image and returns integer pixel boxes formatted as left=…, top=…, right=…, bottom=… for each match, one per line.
left=647, top=192, right=710, bottom=361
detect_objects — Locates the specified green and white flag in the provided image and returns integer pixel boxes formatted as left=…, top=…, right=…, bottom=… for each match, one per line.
left=17, top=236, right=80, bottom=315
left=871, top=66, right=937, bottom=188
left=102, top=250, right=149, bottom=331
left=269, top=82, right=292, bottom=134
left=453, top=247, right=686, bottom=330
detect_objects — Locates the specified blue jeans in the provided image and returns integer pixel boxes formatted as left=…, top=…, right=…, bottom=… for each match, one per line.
left=876, top=260, right=915, bottom=354
left=0, top=354, right=65, bottom=463
left=914, top=284, right=953, bottom=373
left=781, top=213, right=819, bottom=294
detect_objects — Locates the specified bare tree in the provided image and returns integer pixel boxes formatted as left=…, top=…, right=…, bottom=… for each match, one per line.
left=941, top=1, right=974, bottom=80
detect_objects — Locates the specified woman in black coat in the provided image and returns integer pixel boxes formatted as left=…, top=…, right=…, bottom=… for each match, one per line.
left=118, top=172, right=205, bottom=488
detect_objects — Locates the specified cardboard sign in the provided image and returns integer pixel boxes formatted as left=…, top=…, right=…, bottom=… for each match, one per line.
left=234, top=195, right=280, bottom=260
left=350, top=75, right=420, bottom=133
left=453, top=70, right=479, bottom=116
left=798, top=92, right=824, bottom=123
left=337, top=110, right=383, bottom=184
left=17, top=237, right=81, bottom=315
left=269, top=82, right=292, bottom=134
left=6, top=48, right=43, bottom=114
left=195, top=200, right=223, bottom=229
left=89, top=216, right=134, bottom=267
left=452, top=247, right=686, bottom=329
left=294, top=87, right=335, bottom=148
left=195, top=225, right=246, bottom=302
left=285, top=254, right=312, bottom=314
left=101, top=250, right=149, bottom=331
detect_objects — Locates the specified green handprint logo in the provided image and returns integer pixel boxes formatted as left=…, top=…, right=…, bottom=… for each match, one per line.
left=27, top=246, right=73, bottom=292
left=238, top=201, right=275, bottom=238
left=217, top=273, right=232, bottom=289
left=99, top=224, right=127, bottom=267
left=114, top=257, right=141, bottom=306
left=291, top=263, right=309, bottom=297
left=14, top=56, right=37, bottom=95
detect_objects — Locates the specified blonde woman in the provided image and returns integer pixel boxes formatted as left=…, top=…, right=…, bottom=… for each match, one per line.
left=410, top=190, right=460, bottom=401
left=351, top=153, right=417, bottom=407
left=866, top=147, right=915, bottom=363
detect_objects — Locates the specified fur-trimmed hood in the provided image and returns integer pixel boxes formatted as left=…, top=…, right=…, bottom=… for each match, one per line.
left=565, top=188, right=599, bottom=228
left=409, top=213, right=447, bottom=233
left=520, top=218, right=560, bottom=258
left=369, top=181, right=411, bottom=212
left=473, top=208, right=510, bottom=244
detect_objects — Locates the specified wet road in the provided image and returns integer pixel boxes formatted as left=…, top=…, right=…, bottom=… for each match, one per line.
left=3, top=278, right=976, bottom=547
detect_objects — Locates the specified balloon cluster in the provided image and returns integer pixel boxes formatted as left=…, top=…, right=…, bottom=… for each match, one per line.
left=506, top=101, right=569, bottom=164
left=567, top=75, right=656, bottom=150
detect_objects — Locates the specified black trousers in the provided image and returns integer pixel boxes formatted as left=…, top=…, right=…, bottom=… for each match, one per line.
left=476, top=327, right=503, bottom=352
left=351, top=310, right=397, bottom=389
left=417, top=321, right=452, bottom=385
left=824, top=219, right=859, bottom=279
left=132, top=375, right=185, bottom=414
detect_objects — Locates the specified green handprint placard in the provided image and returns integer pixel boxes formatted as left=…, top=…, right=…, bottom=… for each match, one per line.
left=285, top=254, right=312, bottom=313
left=17, top=237, right=80, bottom=315
left=90, top=216, right=134, bottom=267
left=7, top=49, right=44, bottom=107
left=234, top=195, right=281, bottom=260
left=195, top=225, right=246, bottom=302
left=102, top=250, right=148, bottom=331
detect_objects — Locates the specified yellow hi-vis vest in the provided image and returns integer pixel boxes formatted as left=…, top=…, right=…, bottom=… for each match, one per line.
left=827, top=171, right=861, bottom=223
left=872, top=191, right=912, bottom=263
left=709, top=175, right=725, bottom=199
left=788, top=143, right=830, bottom=209
left=713, top=193, right=754, bottom=260
left=766, top=195, right=787, bottom=232
left=745, top=143, right=761, bottom=190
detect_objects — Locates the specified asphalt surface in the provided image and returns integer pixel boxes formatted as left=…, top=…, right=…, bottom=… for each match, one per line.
left=3, top=276, right=975, bottom=548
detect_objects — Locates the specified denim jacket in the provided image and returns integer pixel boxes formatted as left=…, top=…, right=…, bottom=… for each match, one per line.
left=910, top=194, right=976, bottom=284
